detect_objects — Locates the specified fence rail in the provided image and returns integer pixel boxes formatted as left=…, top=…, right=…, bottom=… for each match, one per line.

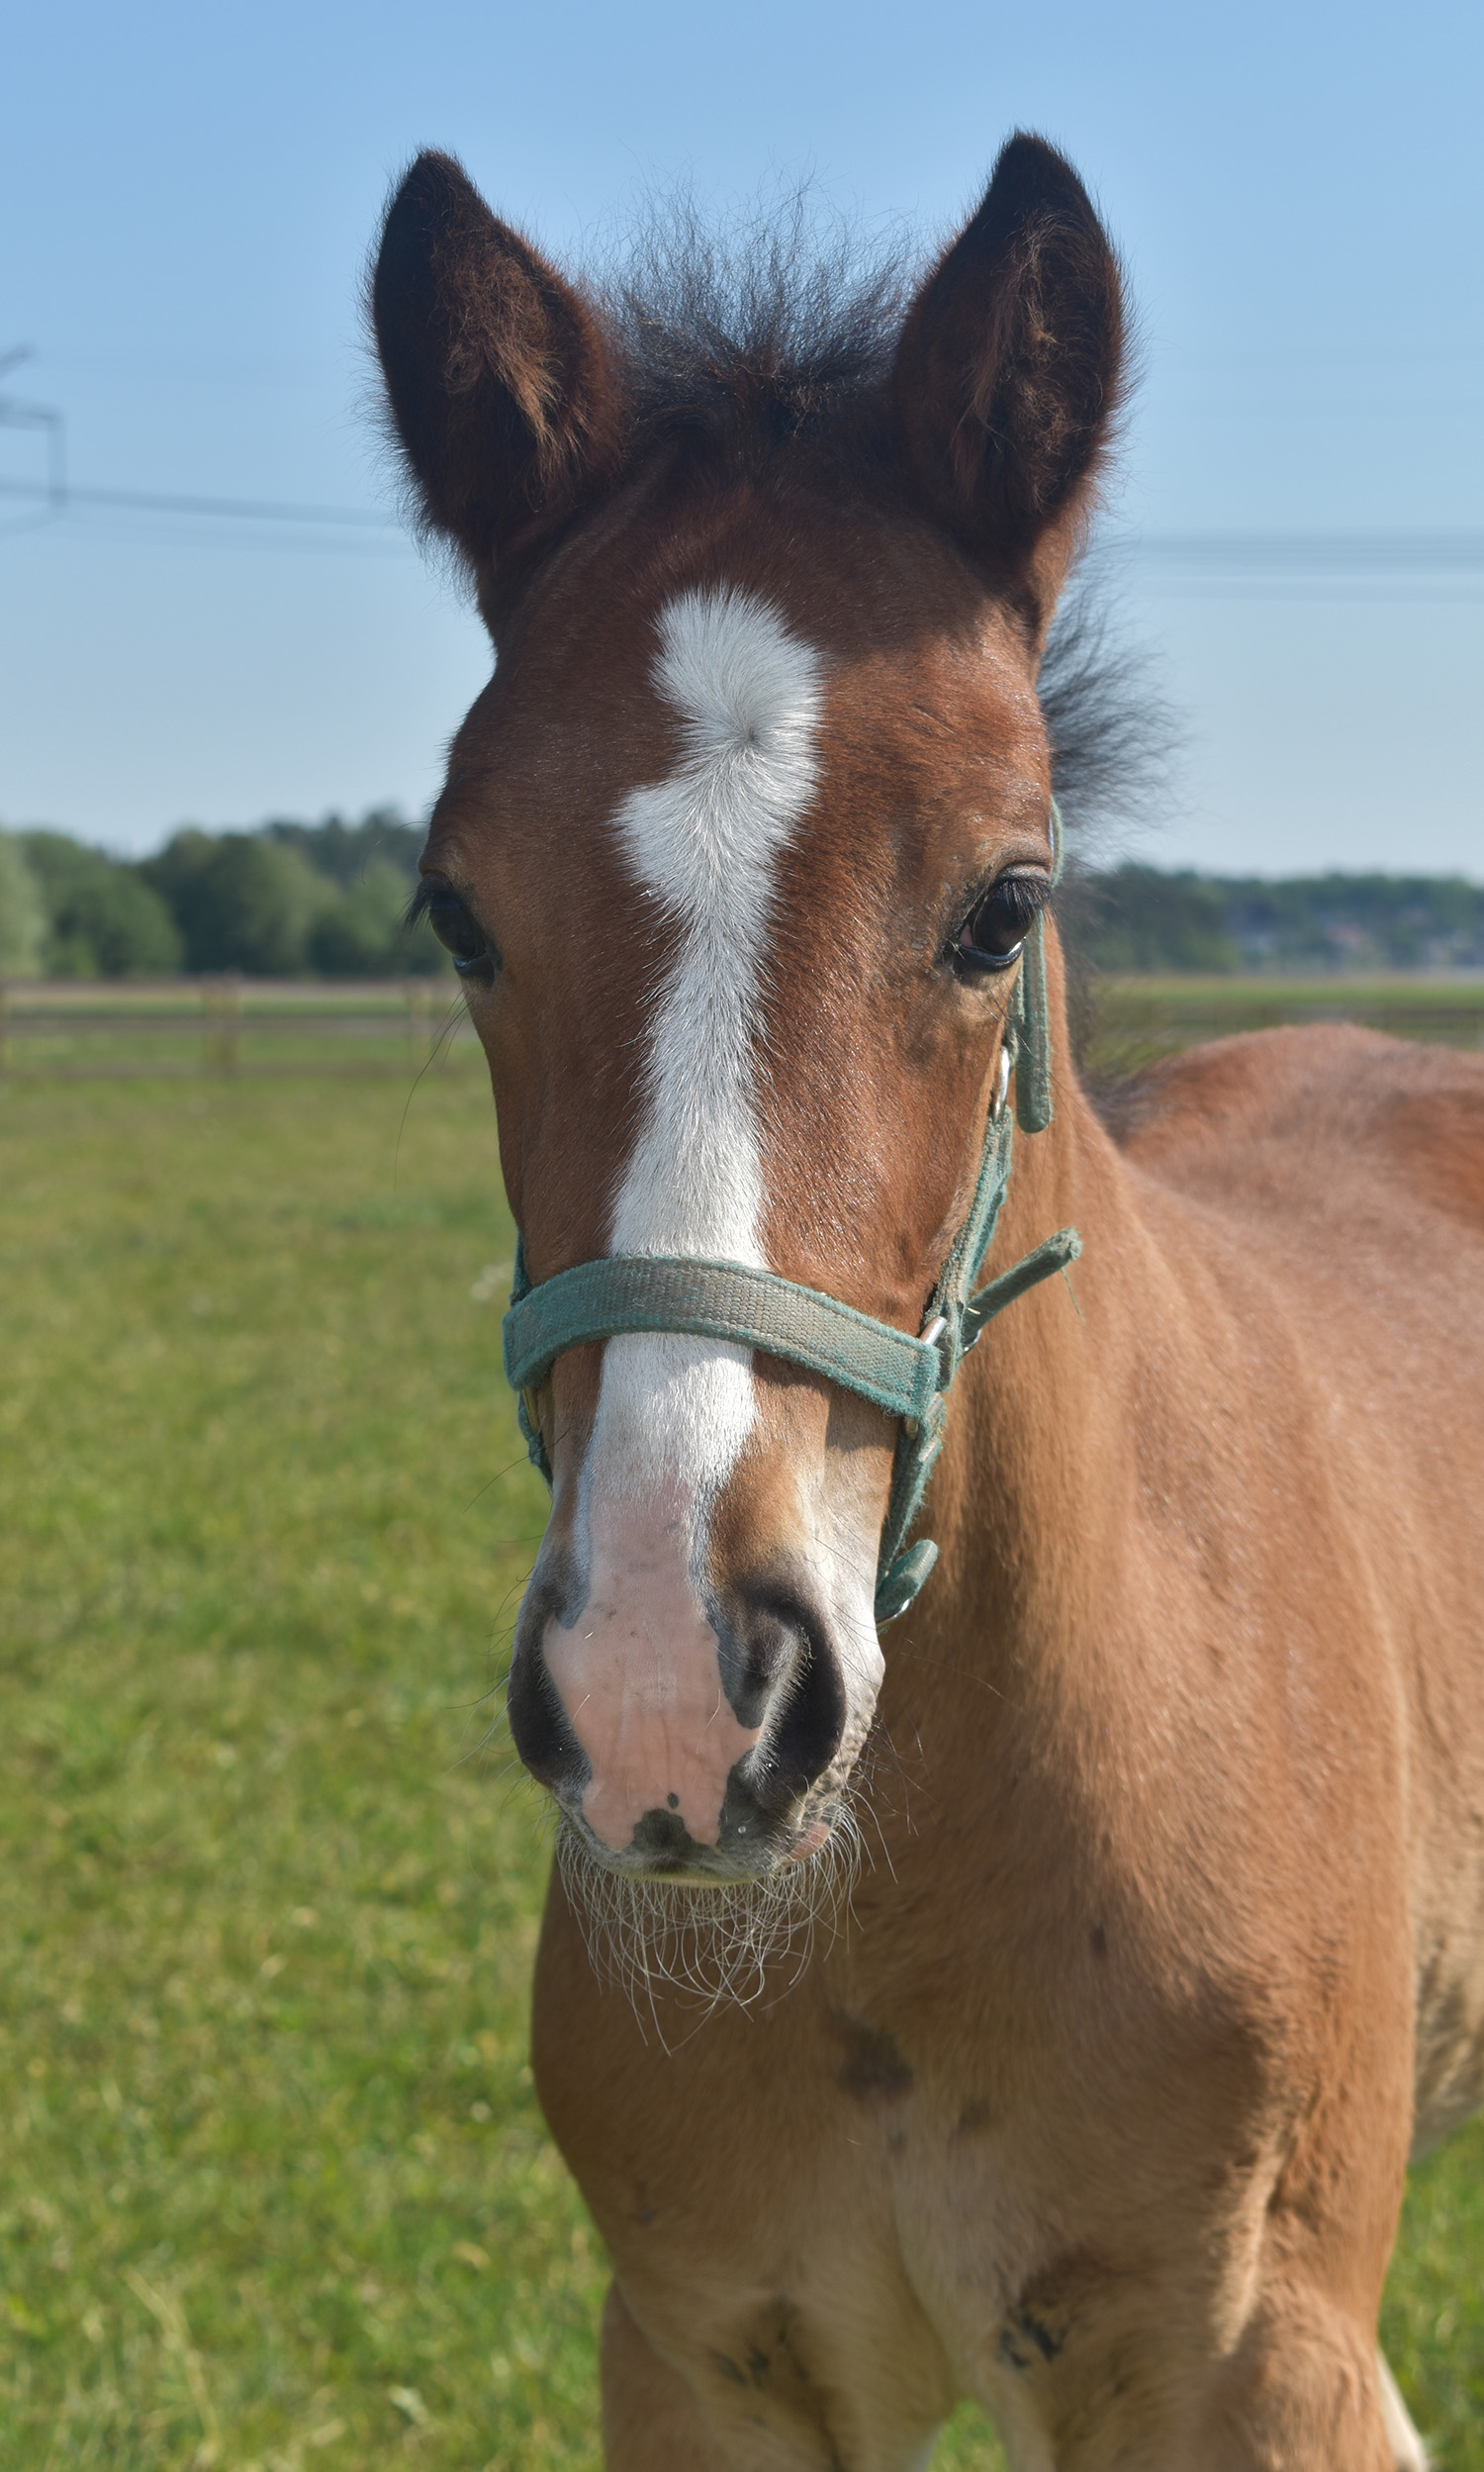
left=0, top=979, right=471, bottom=1079
left=1, top=975, right=1481, bottom=1084
left=1079, top=977, right=1484, bottom=1081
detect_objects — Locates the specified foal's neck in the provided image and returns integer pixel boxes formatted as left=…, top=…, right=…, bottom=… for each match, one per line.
left=888, top=1015, right=1159, bottom=1773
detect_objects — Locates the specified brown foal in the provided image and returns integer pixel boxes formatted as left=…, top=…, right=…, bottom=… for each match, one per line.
left=372, top=133, right=1484, bottom=2467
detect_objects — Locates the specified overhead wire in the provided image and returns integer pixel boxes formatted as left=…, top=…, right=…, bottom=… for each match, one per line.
left=0, top=474, right=400, bottom=528
left=0, top=475, right=1482, bottom=594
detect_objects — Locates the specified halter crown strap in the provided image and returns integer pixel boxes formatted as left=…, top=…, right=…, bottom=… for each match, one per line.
left=502, top=802, right=1077, bottom=1627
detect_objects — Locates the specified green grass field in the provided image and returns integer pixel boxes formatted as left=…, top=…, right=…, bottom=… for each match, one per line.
left=1077, top=974, right=1484, bottom=1084
left=1, top=1055, right=1481, bottom=2467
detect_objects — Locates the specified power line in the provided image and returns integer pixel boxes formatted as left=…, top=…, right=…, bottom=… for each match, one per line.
left=1, top=459, right=1482, bottom=583
left=0, top=473, right=399, bottom=528
left=0, top=345, right=66, bottom=512
left=1126, top=530, right=1484, bottom=574
left=2, top=343, right=1480, bottom=568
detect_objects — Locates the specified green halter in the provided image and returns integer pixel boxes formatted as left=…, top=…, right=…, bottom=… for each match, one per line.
left=502, top=806, right=1078, bottom=1626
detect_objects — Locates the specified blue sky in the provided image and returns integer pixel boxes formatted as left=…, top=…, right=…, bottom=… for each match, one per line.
left=2, top=0, right=1481, bottom=873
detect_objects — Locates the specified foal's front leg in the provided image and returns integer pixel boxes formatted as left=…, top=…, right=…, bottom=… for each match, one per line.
left=977, top=2268, right=1424, bottom=2471
left=1192, top=2295, right=1424, bottom=2472
left=1377, top=2349, right=1430, bottom=2471
left=602, top=2285, right=731, bottom=2471
left=600, top=2282, right=939, bottom=2472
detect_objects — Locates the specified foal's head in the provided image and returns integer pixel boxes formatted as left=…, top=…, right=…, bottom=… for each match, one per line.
left=374, top=135, right=1123, bottom=1884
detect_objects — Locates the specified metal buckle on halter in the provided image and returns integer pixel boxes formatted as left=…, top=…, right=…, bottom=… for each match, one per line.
left=991, top=1041, right=1011, bottom=1123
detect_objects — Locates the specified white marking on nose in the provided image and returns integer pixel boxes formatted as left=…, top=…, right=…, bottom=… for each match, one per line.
left=551, top=586, right=825, bottom=1849
left=545, top=1489, right=763, bottom=1851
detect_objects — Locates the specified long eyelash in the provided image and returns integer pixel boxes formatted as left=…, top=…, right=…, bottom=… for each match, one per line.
left=993, top=874, right=1053, bottom=926
left=404, top=881, right=435, bottom=931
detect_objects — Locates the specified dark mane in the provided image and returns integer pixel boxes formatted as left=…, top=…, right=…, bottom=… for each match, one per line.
left=1039, top=565, right=1182, bottom=854
left=1038, top=562, right=1185, bottom=1067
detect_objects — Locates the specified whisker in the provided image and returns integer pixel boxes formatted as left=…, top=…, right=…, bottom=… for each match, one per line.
left=554, top=1804, right=862, bottom=2023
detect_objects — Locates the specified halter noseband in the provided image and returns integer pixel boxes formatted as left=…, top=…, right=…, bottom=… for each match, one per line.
left=502, top=806, right=1079, bottom=1627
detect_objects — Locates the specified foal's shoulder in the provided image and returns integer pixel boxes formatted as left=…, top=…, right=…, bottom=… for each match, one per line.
left=1097, top=1022, right=1484, bottom=1227
left=1094, top=1022, right=1404, bottom=1157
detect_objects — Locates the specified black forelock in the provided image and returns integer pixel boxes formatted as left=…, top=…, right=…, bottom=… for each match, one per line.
left=592, top=190, right=918, bottom=450
left=586, top=198, right=1174, bottom=853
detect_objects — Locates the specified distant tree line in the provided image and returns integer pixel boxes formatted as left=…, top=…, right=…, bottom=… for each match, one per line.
left=1066, top=866, right=1484, bottom=976
left=1, top=816, right=1480, bottom=980
left=0, top=812, right=447, bottom=979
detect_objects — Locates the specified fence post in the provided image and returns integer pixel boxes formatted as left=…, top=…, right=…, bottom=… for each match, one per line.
left=222, top=976, right=242, bottom=1077
left=201, top=978, right=243, bottom=1077
left=407, top=981, right=433, bottom=1063
left=0, top=982, right=8, bottom=1080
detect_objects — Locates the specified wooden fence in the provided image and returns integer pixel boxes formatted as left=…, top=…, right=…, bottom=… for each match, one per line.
left=1077, top=978, right=1484, bottom=1082
left=0, top=980, right=470, bottom=1079
left=0, top=975, right=1480, bottom=1083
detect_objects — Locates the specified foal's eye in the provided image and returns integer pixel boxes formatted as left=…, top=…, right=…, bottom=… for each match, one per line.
left=954, top=873, right=1050, bottom=974
left=409, top=880, right=500, bottom=986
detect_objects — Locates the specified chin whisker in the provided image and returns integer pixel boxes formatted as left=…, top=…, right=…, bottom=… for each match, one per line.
left=555, top=1809, right=861, bottom=2036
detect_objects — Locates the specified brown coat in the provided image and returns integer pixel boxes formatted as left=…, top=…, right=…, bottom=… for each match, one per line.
left=371, top=131, right=1482, bottom=2468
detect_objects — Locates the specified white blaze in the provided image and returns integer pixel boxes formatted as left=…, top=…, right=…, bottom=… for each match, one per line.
left=584, top=584, right=824, bottom=1507
left=540, top=587, right=824, bottom=1850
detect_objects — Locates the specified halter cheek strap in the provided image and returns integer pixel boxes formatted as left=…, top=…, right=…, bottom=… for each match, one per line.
left=502, top=804, right=1078, bottom=1627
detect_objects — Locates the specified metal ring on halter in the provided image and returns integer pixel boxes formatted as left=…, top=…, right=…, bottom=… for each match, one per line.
left=991, top=1043, right=1011, bottom=1122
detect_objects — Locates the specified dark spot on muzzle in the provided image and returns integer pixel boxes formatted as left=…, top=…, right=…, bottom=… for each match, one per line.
left=630, top=1805, right=694, bottom=1861
left=624, top=1774, right=809, bottom=1872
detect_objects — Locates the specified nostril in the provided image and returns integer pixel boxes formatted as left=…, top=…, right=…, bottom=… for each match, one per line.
left=507, top=1638, right=590, bottom=1796
left=508, top=1556, right=592, bottom=1797
left=715, top=1597, right=799, bottom=1729
left=760, top=1631, right=847, bottom=1805
left=718, top=1586, right=847, bottom=1817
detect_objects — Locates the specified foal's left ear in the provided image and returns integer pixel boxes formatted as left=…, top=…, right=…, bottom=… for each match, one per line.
left=894, top=133, right=1124, bottom=629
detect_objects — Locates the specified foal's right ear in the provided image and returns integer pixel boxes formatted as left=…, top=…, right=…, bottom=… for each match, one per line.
left=372, top=152, right=622, bottom=597
left=894, top=133, right=1124, bottom=624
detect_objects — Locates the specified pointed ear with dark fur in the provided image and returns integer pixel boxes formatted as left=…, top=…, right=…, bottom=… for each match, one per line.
left=893, top=133, right=1124, bottom=626
left=371, top=151, right=623, bottom=598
